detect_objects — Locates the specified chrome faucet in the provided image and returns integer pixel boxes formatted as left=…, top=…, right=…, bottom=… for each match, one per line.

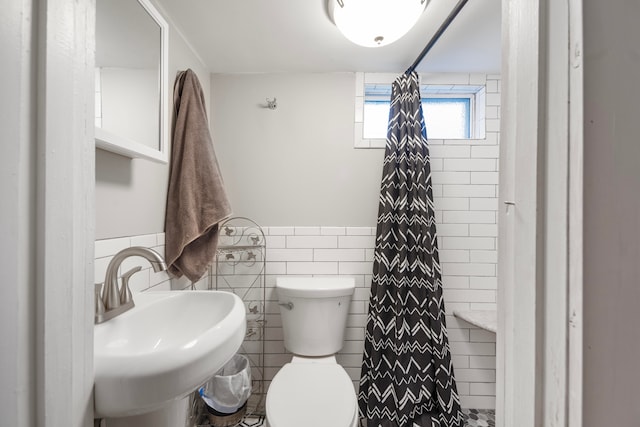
left=95, top=246, right=168, bottom=324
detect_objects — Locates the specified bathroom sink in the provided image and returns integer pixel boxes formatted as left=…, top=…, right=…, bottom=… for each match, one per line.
left=94, top=291, right=246, bottom=418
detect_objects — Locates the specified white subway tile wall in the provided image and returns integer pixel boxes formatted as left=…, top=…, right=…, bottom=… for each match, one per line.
left=93, top=74, right=499, bottom=411
left=94, top=227, right=497, bottom=409
left=258, top=222, right=496, bottom=410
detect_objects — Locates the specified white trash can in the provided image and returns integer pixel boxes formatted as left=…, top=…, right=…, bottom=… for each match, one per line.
left=199, top=354, right=252, bottom=419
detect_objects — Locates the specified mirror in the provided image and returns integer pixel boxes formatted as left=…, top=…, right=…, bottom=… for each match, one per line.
left=95, top=0, right=169, bottom=163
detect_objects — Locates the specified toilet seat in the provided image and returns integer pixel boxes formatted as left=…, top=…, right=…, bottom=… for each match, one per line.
left=266, top=363, right=356, bottom=427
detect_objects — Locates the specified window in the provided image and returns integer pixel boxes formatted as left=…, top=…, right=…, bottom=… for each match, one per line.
left=422, top=98, right=471, bottom=139
left=362, top=84, right=485, bottom=140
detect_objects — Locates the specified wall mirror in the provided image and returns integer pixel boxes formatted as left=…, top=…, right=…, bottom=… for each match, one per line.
left=95, top=0, right=169, bottom=163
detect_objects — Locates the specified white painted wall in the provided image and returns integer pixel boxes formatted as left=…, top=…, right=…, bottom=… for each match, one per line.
left=583, top=1, right=640, bottom=425
left=95, top=0, right=211, bottom=239
left=210, top=73, right=382, bottom=226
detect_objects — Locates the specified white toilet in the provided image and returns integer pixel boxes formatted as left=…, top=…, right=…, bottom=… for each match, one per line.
left=266, top=277, right=358, bottom=427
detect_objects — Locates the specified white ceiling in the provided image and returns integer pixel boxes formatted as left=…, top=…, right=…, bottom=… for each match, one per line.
left=153, top=0, right=501, bottom=74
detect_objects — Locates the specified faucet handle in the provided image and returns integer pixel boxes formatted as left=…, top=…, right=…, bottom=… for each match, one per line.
left=119, top=266, right=141, bottom=305
left=95, top=283, right=106, bottom=316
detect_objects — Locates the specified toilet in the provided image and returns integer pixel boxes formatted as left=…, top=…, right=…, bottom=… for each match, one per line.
left=266, top=277, right=358, bottom=427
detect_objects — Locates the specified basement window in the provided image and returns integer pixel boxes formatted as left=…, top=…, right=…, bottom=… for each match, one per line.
left=362, top=84, right=485, bottom=141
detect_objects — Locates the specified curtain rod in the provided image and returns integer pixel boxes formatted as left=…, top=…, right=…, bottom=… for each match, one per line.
left=405, top=0, right=470, bottom=75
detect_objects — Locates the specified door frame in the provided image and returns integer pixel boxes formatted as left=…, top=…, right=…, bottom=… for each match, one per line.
left=497, top=1, right=583, bottom=426
left=1, top=0, right=96, bottom=425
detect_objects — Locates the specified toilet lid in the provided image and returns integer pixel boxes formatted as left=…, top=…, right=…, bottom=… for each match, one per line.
left=267, top=363, right=356, bottom=427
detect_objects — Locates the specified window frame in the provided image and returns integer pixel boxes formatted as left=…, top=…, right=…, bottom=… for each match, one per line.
left=363, top=94, right=475, bottom=140
left=354, top=72, right=491, bottom=149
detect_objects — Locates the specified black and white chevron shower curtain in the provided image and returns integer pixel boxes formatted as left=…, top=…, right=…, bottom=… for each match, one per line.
left=358, top=72, right=463, bottom=427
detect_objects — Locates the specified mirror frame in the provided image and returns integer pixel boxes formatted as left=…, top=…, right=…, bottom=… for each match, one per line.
left=95, top=0, right=169, bottom=163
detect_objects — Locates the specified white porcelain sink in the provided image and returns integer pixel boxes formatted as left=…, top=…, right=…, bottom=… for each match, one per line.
left=94, top=290, right=246, bottom=418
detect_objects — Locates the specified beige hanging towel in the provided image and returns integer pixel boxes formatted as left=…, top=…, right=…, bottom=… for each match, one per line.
left=165, top=69, right=231, bottom=282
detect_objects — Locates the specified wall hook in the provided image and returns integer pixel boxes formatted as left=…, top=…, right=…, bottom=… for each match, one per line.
left=504, top=200, right=516, bottom=214
left=265, top=98, right=277, bottom=110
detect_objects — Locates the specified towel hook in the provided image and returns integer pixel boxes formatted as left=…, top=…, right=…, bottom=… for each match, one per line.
left=265, top=98, right=277, bottom=110
left=504, top=200, right=516, bottom=214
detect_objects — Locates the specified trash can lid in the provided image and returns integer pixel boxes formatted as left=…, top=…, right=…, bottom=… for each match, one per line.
left=266, top=363, right=356, bottom=427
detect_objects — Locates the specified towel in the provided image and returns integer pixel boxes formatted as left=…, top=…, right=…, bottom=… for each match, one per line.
left=165, top=69, right=231, bottom=282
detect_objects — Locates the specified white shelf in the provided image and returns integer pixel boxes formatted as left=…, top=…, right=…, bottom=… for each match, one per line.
left=95, top=127, right=168, bottom=163
left=453, top=309, right=497, bottom=333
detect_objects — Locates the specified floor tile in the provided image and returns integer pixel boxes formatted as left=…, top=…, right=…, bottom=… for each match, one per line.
left=462, top=408, right=496, bottom=427
left=198, top=409, right=495, bottom=426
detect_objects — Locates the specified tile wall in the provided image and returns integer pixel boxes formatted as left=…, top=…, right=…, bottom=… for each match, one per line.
left=258, top=223, right=496, bottom=410
left=96, top=224, right=496, bottom=410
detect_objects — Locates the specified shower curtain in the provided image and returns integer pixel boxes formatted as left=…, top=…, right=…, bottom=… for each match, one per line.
left=358, top=72, right=462, bottom=427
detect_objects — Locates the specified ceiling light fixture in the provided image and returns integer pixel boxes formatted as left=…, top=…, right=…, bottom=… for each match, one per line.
left=328, top=0, right=429, bottom=48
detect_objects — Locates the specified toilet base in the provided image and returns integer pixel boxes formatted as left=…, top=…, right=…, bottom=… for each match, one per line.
left=266, top=400, right=359, bottom=427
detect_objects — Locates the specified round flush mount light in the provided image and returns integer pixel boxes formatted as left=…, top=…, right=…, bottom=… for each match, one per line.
left=328, top=0, right=429, bottom=48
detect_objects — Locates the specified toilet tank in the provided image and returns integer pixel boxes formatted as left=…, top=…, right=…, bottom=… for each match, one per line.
left=276, top=277, right=355, bottom=357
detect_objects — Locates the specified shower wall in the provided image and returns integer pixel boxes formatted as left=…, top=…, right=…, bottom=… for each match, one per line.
left=258, top=224, right=496, bottom=409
